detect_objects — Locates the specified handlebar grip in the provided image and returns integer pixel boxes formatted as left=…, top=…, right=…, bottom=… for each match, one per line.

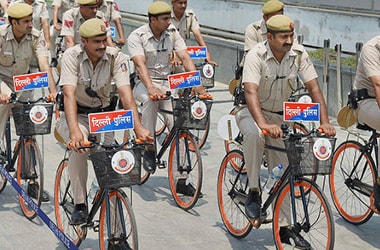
left=262, top=129, right=269, bottom=135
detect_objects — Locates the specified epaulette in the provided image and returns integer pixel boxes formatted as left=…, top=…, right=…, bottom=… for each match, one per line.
left=291, top=43, right=305, bottom=54
left=252, top=23, right=261, bottom=31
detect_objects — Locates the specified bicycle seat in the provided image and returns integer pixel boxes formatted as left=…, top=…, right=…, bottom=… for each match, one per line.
left=356, top=123, right=374, bottom=131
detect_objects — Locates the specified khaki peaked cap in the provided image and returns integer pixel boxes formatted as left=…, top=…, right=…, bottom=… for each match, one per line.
left=266, top=15, right=294, bottom=32
left=77, top=0, right=98, bottom=6
left=79, top=18, right=107, bottom=38
left=148, top=1, right=171, bottom=15
left=262, top=0, right=284, bottom=15
left=7, top=3, right=33, bottom=19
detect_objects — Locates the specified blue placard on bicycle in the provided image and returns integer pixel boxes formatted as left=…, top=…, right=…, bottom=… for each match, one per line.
left=187, top=46, right=207, bottom=59
left=168, top=71, right=202, bottom=90
left=88, top=110, right=134, bottom=133
left=283, top=102, right=320, bottom=122
left=13, top=72, right=49, bottom=91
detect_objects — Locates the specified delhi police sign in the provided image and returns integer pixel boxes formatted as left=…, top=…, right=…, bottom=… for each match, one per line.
left=187, top=46, right=207, bottom=59
left=88, top=110, right=134, bottom=133
left=168, top=71, right=202, bottom=90
left=283, top=102, right=320, bottom=122
left=13, top=72, right=49, bottom=92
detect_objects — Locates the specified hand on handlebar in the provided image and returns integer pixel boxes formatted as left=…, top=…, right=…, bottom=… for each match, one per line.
left=318, top=123, right=336, bottom=137
left=261, top=124, right=283, bottom=139
left=0, top=93, right=10, bottom=104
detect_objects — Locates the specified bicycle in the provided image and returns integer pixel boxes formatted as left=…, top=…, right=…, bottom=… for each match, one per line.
left=329, top=122, right=380, bottom=225
left=154, top=62, right=214, bottom=150
left=0, top=93, right=53, bottom=220
left=217, top=125, right=335, bottom=249
left=139, top=89, right=211, bottom=210
left=54, top=136, right=143, bottom=249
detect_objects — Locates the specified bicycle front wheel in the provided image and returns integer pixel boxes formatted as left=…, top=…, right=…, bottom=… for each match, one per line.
left=217, top=150, right=252, bottom=239
left=329, top=141, right=376, bottom=225
left=99, top=189, right=138, bottom=250
left=168, top=130, right=203, bottom=210
left=16, top=139, right=43, bottom=220
left=272, top=178, right=334, bottom=250
left=54, top=159, right=86, bottom=246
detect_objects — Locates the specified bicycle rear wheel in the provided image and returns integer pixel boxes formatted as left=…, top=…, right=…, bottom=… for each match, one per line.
left=54, top=158, right=87, bottom=246
left=329, top=141, right=375, bottom=225
left=217, top=150, right=252, bottom=239
left=16, top=139, right=43, bottom=220
left=99, top=189, right=138, bottom=250
left=168, top=130, right=203, bottom=210
left=272, top=178, right=334, bottom=249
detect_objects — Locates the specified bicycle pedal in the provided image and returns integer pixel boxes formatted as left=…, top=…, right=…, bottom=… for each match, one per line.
left=158, top=161, right=166, bottom=169
left=249, top=218, right=262, bottom=229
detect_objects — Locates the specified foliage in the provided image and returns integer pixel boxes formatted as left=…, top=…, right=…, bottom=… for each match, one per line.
left=307, top=48, right=356, bottom=67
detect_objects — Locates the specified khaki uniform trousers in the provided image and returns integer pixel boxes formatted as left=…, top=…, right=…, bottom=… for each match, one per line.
left=55, top=113, right=113, bottom=205
left=356, top=98, right=380, bottom=175
left=235, top=107, right=290, bottom=225
left=132, top=79, right=173, bottom=137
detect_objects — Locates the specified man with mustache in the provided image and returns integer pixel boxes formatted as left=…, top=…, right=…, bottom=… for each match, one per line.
left=235, top=15, right=335, bottom=248
left=60, top=0, right=113, bottom=49
left=55, top=18, right=152, bottom=238
left=0, top=2, right=57, bottom=202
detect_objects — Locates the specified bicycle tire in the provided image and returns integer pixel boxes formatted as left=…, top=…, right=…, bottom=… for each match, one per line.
left=17, top=139, right=43, bottom=220
left=217, top=150, right=252, bottom=239
left=329, top=140, right=375, bottom=225
left=54, top=158, right=87, bottom=246
left=168, top=130, right=203, bottom=210
left=0, top=147, right=9, bottom=193
left=98, top=189, right=138, bottom=250
left=155, top=112, right=167, bottom=136
left=139, top=167, right=151, bottom=185
left=272, top=178, right=335, bottom=250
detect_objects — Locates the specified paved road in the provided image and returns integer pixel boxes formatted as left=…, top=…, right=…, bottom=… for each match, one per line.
left=0, top=82, right=380, bottom=250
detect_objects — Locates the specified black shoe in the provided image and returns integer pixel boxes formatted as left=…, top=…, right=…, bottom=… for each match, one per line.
left=374, top=179, right=380, bottom=212
left=27, top=182, right=50, bottom=202
left=280, top=226, right=311, bottom=249
left=70, top=204, right=88, bottom=225
left=108, top=240, right=132, bottom=250
left=175, top=179, right=203, bottom=198
left=245, top=189, right=261, bottom=220
left=143, top=150, right=156, bottom=174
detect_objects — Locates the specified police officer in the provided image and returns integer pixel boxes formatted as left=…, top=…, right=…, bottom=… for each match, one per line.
left=50, top=0, right=78, bottom=60
left=0, top=3, right=57, bottom=202
left=170, top=0, right=216, bottom=66
left=7, top=0, right=51, bottom=50
left=352, top=35, right=380, bottom=212
left=60, top=0, right=113, bottom=49
left=235, top=15, right=335, bottom=247
left=244, top=0, right=284, bottom=52
left=55, top=18, right=152, bottom=229
left=128, top=1, right=209, bottom=195
left=96, top=0, right=125, bottom=46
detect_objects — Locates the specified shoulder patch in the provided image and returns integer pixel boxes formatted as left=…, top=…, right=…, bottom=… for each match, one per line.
left=64, top=20, right=74, bottom=28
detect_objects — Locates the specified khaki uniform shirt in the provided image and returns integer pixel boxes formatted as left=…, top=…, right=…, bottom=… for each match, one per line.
left=171, top=9, right=200, bottom=41
left=8, top=0, right=49, bottom=31
left=128, top=24, right=187, bottom=80
left=52, top=0, right=78, bottom=22
left=61, top=7, right=109, bottom=45
left=0, top=25, right=48, bottom=89
left=244, top=20, right=266, bottom=52
left=353, top=35, right=380, bottom=98
left=97, top=0, right=121, bottom=23
left=59, top=45, right=129, bottom=108
left=243, top=42, right=317, bottom=112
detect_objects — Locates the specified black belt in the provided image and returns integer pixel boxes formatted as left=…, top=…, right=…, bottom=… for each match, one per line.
left=268, top=111, right=283, bottom=115
left=77, top=105, right=112, bottom=114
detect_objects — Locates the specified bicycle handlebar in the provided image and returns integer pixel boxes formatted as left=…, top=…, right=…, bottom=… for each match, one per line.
left=9, top=93, right=52, bottom=104
left=262, top=124, right=325, bottom=139
left=68, top=136, right=153, bottom=151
